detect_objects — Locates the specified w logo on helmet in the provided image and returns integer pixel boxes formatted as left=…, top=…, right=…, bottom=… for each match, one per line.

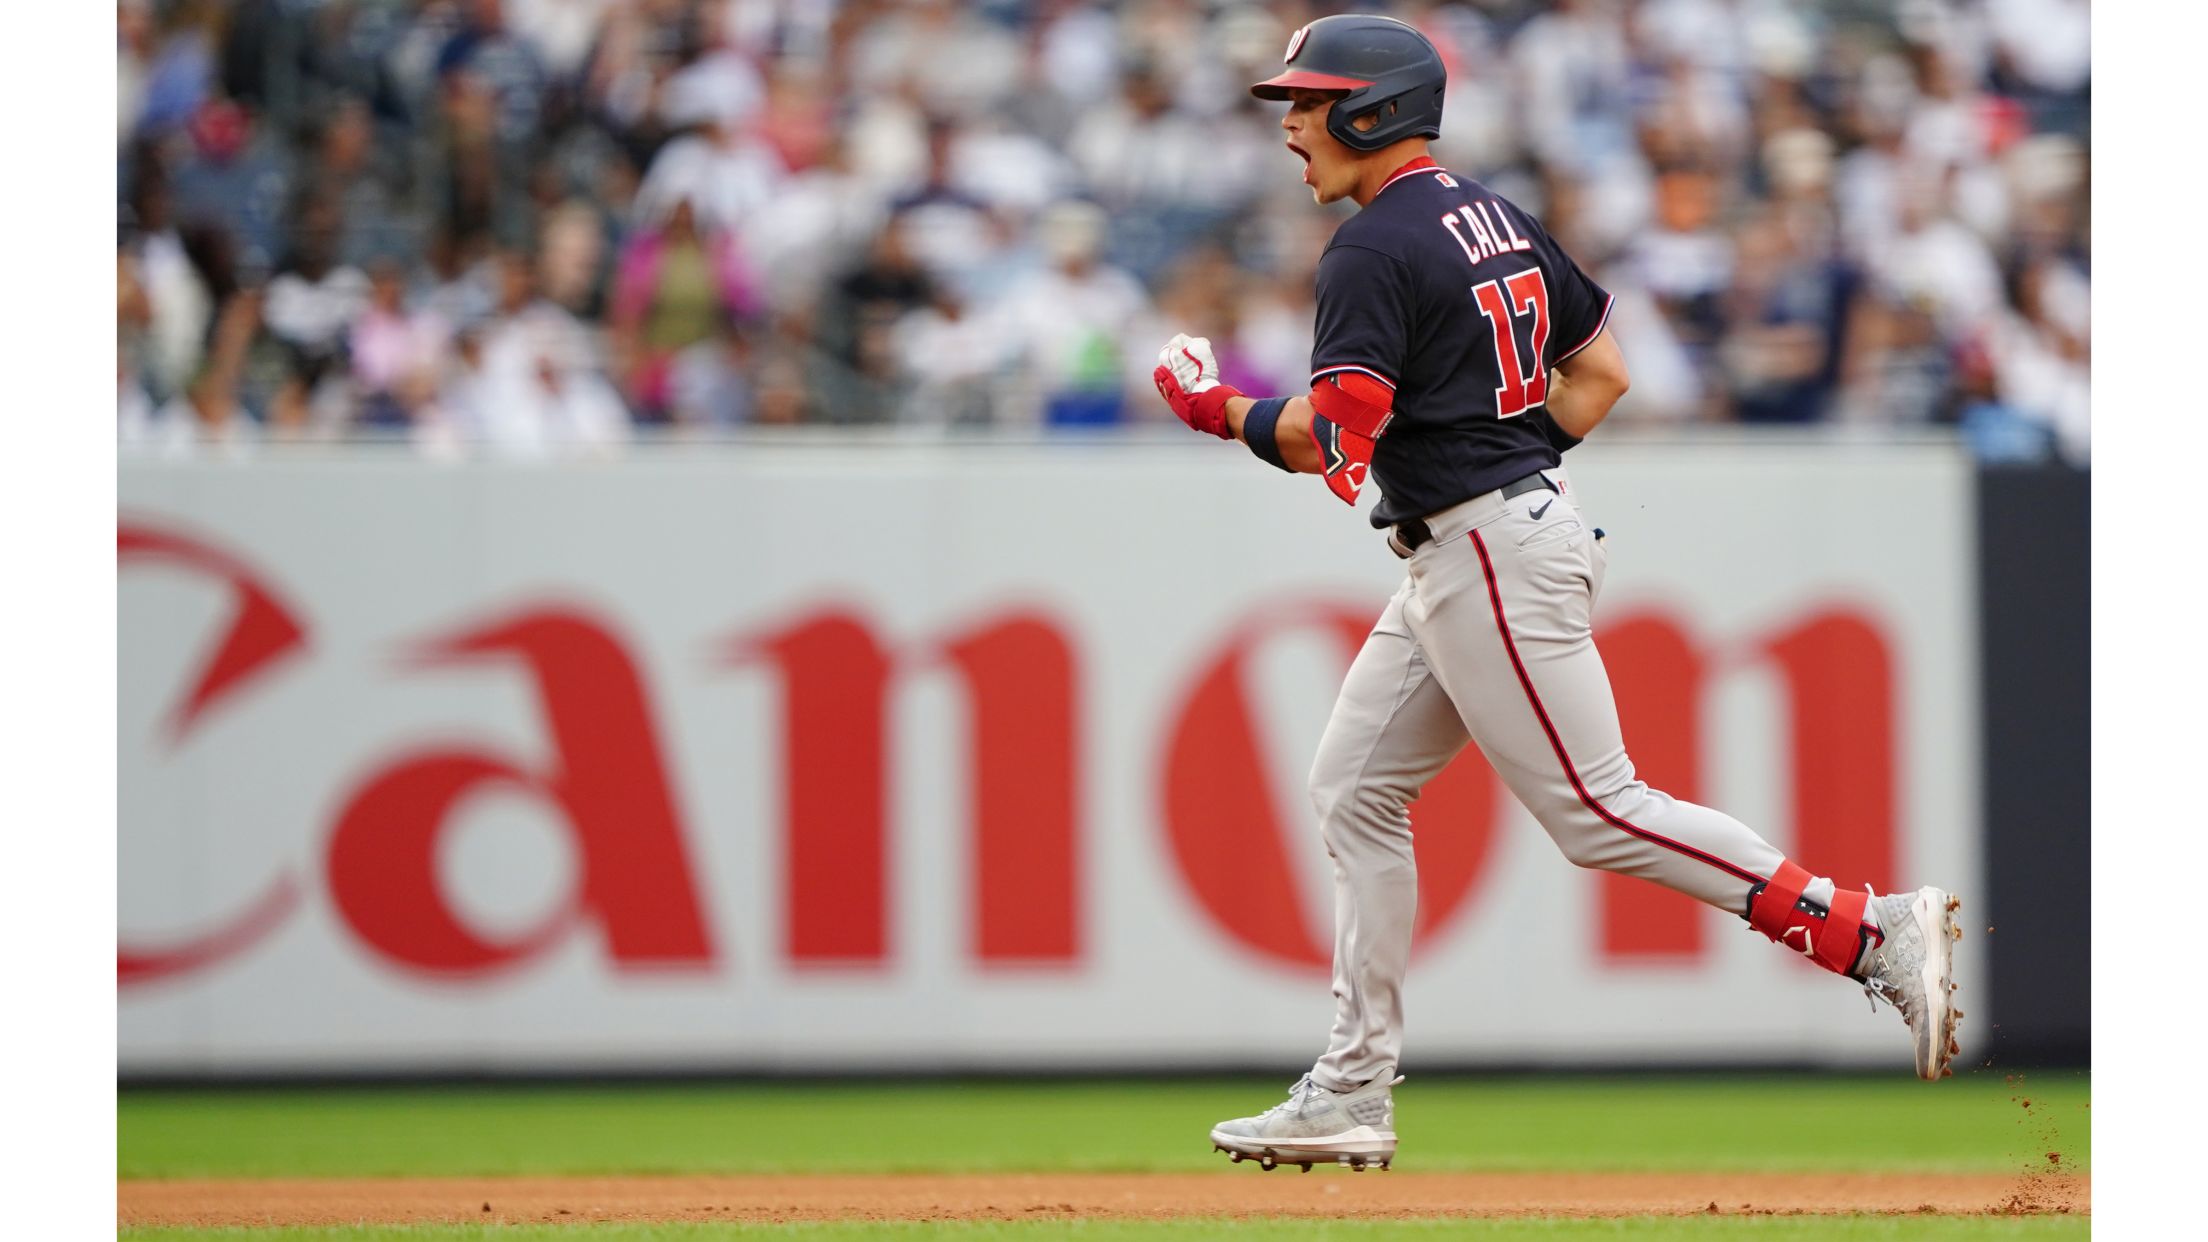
left=1284, top=24, right=1311, bottom=63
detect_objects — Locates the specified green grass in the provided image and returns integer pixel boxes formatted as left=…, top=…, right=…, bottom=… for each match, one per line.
left=117, top=1073, right=2089, bottom=1180
left=116, top=1217, right=2093, bottom=1242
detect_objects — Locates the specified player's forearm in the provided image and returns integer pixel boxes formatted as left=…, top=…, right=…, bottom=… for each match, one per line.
left=1546, top=330, right=1630, bottom=440
left=1225, top=395, right=1324, bottom=473
left=1545, top=370, right=1619, bottom=440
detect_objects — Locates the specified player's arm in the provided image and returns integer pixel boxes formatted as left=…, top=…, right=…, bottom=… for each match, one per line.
left=1152, top=333, right=1393, bottom=502
left=1223, top=394, right=1323, bottom=473
left=1509, top=198, right=1622, bottom=449
left=1545, top=328, right=1630, bottom=441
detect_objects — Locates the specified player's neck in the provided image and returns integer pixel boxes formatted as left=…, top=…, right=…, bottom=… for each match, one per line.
left=1350, top=140, right=1435, bottom=208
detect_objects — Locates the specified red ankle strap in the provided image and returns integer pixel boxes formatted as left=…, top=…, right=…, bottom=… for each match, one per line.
left=1747, top=861, right=1873, bottom=976
left=1747, top=861, right=1812, bottom=940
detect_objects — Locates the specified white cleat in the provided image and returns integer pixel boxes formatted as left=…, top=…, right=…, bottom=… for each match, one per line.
left=1210, top=1071, right=1401, bottom=1170
left=1858, top=887, right=1964, bottom=1080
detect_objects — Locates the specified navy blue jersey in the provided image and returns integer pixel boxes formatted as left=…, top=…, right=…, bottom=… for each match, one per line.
left=1311, top=161, right=1615, bottom=528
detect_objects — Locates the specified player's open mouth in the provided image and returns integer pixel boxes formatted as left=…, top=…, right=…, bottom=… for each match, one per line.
left=1288, top=142, right=1311, bottom=183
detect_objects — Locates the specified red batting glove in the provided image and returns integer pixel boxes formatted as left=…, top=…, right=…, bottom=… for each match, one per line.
left=1153, top=333, right=1241, bottom=439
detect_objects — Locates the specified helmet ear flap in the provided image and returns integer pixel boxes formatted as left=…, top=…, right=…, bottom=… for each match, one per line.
left=1328, top=93, right=1406, bottom=151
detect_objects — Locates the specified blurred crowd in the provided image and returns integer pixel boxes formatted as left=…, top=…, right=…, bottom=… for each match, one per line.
left=116, top=0, right=2090, bottom=461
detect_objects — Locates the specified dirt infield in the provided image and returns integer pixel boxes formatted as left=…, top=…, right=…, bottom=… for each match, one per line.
left=120, top=1170, right=2088, bottom=1227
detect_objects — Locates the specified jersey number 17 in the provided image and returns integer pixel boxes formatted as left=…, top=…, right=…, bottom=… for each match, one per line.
left=1471, top=269, right=1551, bottom=420
left=1442, top=208, right=1553, bottom=420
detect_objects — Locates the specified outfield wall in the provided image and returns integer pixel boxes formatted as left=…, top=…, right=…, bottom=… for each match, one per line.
left=118, top=440, right=1985, bottom=1075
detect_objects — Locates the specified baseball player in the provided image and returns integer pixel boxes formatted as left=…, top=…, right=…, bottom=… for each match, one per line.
left=1150, top=14, right=1963, bottom=1173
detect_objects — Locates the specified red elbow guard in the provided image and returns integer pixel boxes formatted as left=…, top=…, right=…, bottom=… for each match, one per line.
left=1309, top=371, right=1395, bottom=439
left=1307, top=371, right=1394, bottom=505
left=1309, top=416, right=1376, bottom=505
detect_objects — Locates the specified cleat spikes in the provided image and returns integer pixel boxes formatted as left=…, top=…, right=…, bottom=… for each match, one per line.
left=1207, top=1075, right=1401, bottom=1172
left=1864, top=887, right=1962, bottom=1084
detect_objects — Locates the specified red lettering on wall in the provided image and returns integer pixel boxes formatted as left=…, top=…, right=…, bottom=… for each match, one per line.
left=119, top=523, right=309, bottom=745
left=732, top=607, right=1083, bottom=968
left=940, top=615, right=1081, bottom=963
left=117, top=520, right=309, bottom=985
left=327, top=608, right=716, bottom=976
left=1163, top=625, right=1318, bottom=963
left=737, top=610, right=894, bottom=965
left=117, top=512, right=1905, bottom=995
left=1763, top=611, right=1896, bottom=896
left=1162, top=604, right=1500, bottom=972
left=117, top=875, right=303, bottom=987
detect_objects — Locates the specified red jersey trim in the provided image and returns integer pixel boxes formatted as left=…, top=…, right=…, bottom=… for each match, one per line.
left=1376, top=156, right=1444, bottom=197
left=1311, top=364, right=1397, bottom=390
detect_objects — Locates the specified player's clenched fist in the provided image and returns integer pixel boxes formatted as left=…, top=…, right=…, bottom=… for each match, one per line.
left=1153, top=333, right=1243, bottom=439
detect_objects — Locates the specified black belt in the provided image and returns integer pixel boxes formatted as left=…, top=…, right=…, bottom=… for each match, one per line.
left=1390, top=472, right=1556, bottom=557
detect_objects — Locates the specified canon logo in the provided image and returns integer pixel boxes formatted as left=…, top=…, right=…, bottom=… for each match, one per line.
left=120, top=517, right=1897, bottom=988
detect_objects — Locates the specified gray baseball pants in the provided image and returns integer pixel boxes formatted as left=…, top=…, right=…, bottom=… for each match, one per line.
left=1308, top=474, right=1813, bottom=1092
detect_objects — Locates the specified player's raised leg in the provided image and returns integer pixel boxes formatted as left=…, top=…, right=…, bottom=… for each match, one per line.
left=1209, top=581, right=1468, bottom=1168
left=1402, top=485, right=1961, bottom=1080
